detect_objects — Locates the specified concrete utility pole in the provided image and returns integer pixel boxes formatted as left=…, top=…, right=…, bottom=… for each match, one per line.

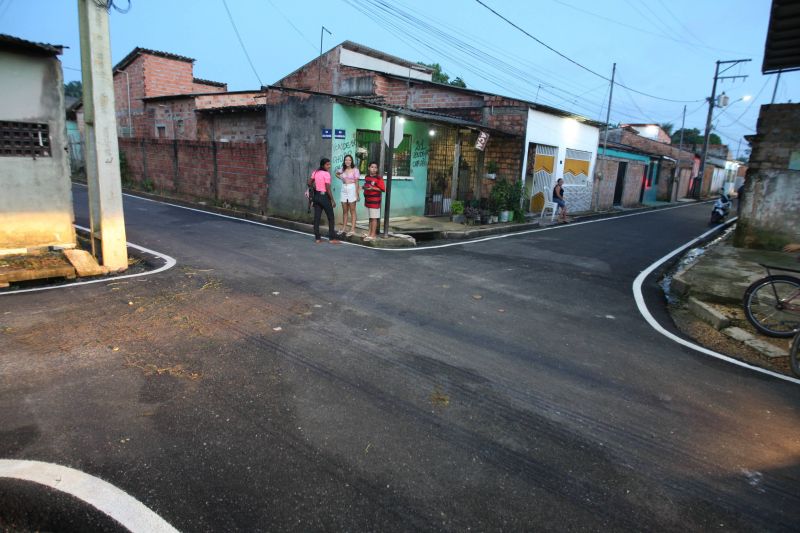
left=695, top=58, right=750, bottom=198
left=595, top=63, right=615, bottom=211
left=78, top=0, right=128, bottom=270
left=672, top=104, right=686, bottom=201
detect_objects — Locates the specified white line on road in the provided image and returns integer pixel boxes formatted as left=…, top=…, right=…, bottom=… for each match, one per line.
left=0, top=225, right=176, bottom=296
left=0, top=459, right=179, bottom=533
left=107, top=184, right=707, bottom=252
left=632, top=222, right=800, bottom=386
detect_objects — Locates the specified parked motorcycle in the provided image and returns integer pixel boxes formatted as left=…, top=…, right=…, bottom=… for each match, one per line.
left=709, top=193, right=731, bottom=225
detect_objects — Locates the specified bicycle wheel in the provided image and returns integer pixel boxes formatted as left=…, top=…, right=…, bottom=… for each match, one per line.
left=790, top=334, right=800, bottom=378
left=743, top=275, right=800, bottom=338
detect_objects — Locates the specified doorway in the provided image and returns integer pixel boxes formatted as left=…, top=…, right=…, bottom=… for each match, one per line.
left=613, top=161, right=627, bottom=205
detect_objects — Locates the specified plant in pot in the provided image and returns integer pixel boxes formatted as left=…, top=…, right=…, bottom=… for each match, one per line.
left=485, top=160, right=499, bottom=180
left=450, top=200, right=465, bottom=224
left=491, top=179, right=512, bottom=222
left=464, top=204, right=481, bottom=225
left=507, top=179, right=524, bottom=223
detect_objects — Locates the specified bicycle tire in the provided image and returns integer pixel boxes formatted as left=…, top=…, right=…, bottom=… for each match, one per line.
left=743, top=275, right=800, bottom=338
left=790, top=334, right=800, bottom=378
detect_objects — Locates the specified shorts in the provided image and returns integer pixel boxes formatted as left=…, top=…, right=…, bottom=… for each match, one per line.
left=554, top=198, right=566, bottom=208
left=368, top=207, right=381, bottom=219
left=340, top=183, right=357, bottom=203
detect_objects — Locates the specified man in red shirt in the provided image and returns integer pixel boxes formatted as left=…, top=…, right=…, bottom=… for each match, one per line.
left=362, top=161, right=385, bottom=241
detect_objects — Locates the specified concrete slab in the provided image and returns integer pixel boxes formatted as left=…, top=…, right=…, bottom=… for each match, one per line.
left=63, top=249, right=109, bottom=277
left=688, top=297, right=730, bottom=330
left=0, top=252, right=76, bottom=286
left=722, top=327, right=755, bottom=343
left=744, top=338, right=789, bottom=359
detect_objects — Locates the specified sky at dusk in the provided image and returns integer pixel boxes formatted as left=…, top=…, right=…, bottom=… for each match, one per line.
left=2, top=0, right=796, bottom=156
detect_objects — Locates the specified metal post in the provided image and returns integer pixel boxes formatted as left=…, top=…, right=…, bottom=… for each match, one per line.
left=378, top=111, right=387, bottom=232
left=671, top=104, right=686, bottom=202
left=771, top=70, right=782, bottom=104
left=78, top=0, right=128, bottom=270
left=317, top=26, right=331, bottom=92
left=382, top=115, right=395, bottom=237
left=596, top=62, right=616, bottom=211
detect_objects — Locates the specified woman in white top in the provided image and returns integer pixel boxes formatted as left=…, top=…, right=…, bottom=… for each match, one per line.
left=335, top=154, right=360, bottom=236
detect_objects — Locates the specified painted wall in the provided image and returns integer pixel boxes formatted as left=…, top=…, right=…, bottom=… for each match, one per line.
left=266, top=95, right=333, bottom=222
left=0, top=50, right=75, bottom=253
left=332, top=103, right=429, bottom=220
left=521, top=109, right=600, bottom=212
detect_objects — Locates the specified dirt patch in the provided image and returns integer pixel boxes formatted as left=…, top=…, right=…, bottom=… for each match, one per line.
left=669, top=304, right=794, bottom=376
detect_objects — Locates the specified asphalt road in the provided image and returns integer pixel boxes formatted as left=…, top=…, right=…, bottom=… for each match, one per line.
left=1, top=188, right=798, bottom=532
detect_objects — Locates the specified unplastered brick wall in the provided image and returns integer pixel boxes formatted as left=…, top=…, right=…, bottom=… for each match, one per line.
left=608, top=129, right=696, bottom=165
left=196, top=111, right=266, bottom=142
left=485, top=135, right=524, bottom=183
left=195, top=92, right=263, bottom=109
left=593, top=158, right=620, bottom=209
left=143, top=54, right=194, bottom=97
left=118, top=138, right=268, bottom=213
left=114, top=55, right=146, bottom=136
left=747, top=103, right=800, bottom=172
left=277, top=47, right=342, bottom=94
left=192, top=81, right=227, bottom=93
left=142, top=97, right=199, bottom=140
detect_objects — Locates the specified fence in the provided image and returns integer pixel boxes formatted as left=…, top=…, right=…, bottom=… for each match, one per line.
left=118, top=138, right=268, bottom=214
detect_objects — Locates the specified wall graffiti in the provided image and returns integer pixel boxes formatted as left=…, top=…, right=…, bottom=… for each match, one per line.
left=411, top=139, right=428, bottom=170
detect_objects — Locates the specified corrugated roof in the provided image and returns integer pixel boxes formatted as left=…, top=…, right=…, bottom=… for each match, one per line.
left=196, top=104, right=266, bottom=114
left=762, top=0, right=800, bottom=74
left=193, top=77, right=226, bottom=88
left=114, top=47, right=194, bottom=72
left=0, top=34, right=63, bottom=56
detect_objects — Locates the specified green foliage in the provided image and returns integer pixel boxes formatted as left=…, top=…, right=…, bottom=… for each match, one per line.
left=64, top=80, right=82, bottom=98
left=507, top=179, right=523, bottom=212
left=486, top=160, right=499, bottom=174
left=671, top=127, right=722, bottom=146
left=450, top=200, right=464, bottom=215
left=489, top=180, right=510, bottom=213
left=141, top=179, right=154, bottom=193
left=659, top=122, right=674, bottom=136
left=417, top=62, right=467, bottom=88
left=119, top=151, right=130, bottom=186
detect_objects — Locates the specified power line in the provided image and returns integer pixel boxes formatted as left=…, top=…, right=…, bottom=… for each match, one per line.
left=475, top=0, right=704, bottom=103
left=264, top=0, right=317, bottom=52
left=221, top=0, right=263, bottom=86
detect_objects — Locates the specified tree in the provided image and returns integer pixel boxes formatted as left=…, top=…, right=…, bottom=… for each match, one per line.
left=417, top=62, right=467, bottom=88
left=64, top=80, right=82, bottom=98
left=659, top=122, right=674, bottom=136
left=671, top=127, right=721, bottom=147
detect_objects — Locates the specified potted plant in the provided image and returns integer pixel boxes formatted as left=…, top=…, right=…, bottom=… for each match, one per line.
left=450, top=200, right=465, bottom=224
left=465, top=205, right=481, bottom=225
left=491, top=179, right=512, bottom=222
left=485, top=160, right=498, bottom=180
left=507, top=179, right=524, bottom=223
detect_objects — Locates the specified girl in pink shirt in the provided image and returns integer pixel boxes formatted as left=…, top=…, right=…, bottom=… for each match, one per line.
left=307, top=158, right=340, bottom=244
left=335, top=154, right=360, bottom=236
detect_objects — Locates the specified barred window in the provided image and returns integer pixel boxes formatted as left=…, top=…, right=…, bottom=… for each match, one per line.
left=355, top=129, right=412, bottom=177
left=0, top=121, right=51, bottom=157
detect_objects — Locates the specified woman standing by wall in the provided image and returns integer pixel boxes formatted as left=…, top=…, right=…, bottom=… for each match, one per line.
left=335, top=154, right=360, bottom=237
left=307, top=158, right=341, bottom=244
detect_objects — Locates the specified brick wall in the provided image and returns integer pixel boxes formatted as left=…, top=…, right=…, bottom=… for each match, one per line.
left=195, top=92, right=263, bottom=109
left=277, top=47, right=342, bottom=93
left=196, top=111, right=266, bottom=142
left=118, top=138, right=268, bottom=213
left=192, top=81, right=227, bottom=93
left=593, top=158, right=619, bottom=209
left=114, top=55, right=146, bottom=136
left=608, top=129, right=696, bottom=168
left=143, top=54, right=194, bottom=97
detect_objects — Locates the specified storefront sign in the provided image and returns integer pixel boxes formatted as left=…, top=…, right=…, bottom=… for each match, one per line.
left=475, top=131, right=490, bottom=151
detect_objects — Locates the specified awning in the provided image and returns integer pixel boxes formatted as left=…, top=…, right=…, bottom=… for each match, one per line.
left=762, top=0, right=800, bottom=74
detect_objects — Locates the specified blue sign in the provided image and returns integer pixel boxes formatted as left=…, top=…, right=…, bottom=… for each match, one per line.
left=321, top=128, right=332, bottom=139
left=334, top=129, right=346, bottom=139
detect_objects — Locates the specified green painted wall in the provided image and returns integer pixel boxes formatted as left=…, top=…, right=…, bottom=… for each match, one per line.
left=332, top=103, right=429, bottom=219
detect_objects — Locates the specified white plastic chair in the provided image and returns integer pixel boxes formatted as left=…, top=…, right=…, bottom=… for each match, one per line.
left=540, top=186, right=558, bottom=222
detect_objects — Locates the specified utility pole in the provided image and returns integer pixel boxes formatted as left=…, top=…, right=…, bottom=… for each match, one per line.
left=671, top=104, right=686, bottom=202
left=382, top=115, right=396, bottom=237
left=78, top=0, right=128, bottom=270
left=317, top=26, right=331, bottom=92
left=595, top=62, right=615, bottom=211
left=695, top=58, right=750, bottom=198
left=771, top=69, right=782, bottom=103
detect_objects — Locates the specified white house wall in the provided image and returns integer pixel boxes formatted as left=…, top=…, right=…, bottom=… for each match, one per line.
left=0, top=50, right=75, bottom=253
left=521, top=108, right=600, bottom=212
left=339, top=48, right=432, bottom=81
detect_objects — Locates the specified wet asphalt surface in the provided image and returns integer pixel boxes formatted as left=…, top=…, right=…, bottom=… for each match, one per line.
left=0, top=188, right=798, bottom=532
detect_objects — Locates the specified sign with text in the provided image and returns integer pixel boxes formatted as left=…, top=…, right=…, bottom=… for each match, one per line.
left=475, top=131, right=490, bottom=151
left=321, top=128, right=332, bottom=139
left=334, top=129, right=346, bottom=139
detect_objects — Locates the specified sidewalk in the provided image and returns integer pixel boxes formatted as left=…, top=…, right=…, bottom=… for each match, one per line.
left=668, top=226, right=798, bottom=374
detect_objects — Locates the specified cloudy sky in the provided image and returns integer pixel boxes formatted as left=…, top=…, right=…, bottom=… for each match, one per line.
left=3, top=0, right=795, bottom=155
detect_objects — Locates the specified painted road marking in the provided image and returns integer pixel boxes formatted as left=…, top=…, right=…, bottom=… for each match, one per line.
left=103, top=183, right=708, bottom=252
left=0, top=225, right=176, bottom=296
left=0, top=459, right=179, bottom=533
left=632, top=221, right=800, bottom=386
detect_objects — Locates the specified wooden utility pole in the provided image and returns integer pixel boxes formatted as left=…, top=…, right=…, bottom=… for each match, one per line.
left=78, top=0, right=128, bottom=270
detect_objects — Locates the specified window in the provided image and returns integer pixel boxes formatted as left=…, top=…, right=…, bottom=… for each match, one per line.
left=156, top=125, right=166, bottom=138
left=355, top=129, right=412, bottom=177
left=0, top=121, right=51, bottom=157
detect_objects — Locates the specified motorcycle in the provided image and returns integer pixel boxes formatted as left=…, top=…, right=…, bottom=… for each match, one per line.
left=709, top=193, right=731, bottom=225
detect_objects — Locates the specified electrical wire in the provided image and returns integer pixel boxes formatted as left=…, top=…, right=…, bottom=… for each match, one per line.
left=475, top=0, right=704, bottom=103
left=264, top=0, right=317, bottom=52
left=221, top=0, right=263, bottom=86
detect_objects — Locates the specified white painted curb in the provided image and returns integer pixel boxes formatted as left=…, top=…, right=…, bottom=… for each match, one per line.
left=0, top=459, right=179, bottom=532
left=632, top=221, right=800, bottom=385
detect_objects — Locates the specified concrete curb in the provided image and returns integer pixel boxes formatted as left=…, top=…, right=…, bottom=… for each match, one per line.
left=688, top=297, right=730, bottom=330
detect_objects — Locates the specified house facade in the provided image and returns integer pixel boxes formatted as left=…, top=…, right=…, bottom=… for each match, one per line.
left=0, top=34, right=75, bottom=254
